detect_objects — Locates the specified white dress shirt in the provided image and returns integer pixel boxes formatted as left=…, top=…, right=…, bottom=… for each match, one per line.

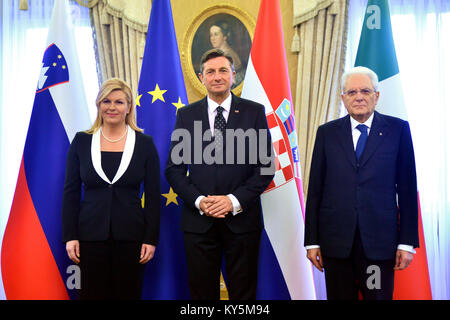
left=207, top=94, right=232, bottom=135
left=194, top=94, right=242, bottom=216
left=306, top=114, right=415, bottom=254
left=350, top=113, right=374, bottom=149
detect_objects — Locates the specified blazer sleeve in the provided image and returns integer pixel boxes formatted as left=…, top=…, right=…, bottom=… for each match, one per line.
left=61, top=133, right=82, bottom=243
left=304, top=125, right=326, bottom=247
left=165, top=108, right=203, bottom=208
left=143, top=136, right=161, bottom=245
left=396, top=121, right=419, bottom=247
left=231, top=105, right=275, bottom=211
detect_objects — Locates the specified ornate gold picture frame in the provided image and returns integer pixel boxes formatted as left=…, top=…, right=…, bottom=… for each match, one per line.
left=182, top=5, right=255, bottom=96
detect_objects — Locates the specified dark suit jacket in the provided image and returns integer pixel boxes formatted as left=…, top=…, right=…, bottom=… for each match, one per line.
left=165, top=94, right=274, bottom=234
left=305, top=111, right=419, bottom=260
left=62, top=128, right=160, bottom=245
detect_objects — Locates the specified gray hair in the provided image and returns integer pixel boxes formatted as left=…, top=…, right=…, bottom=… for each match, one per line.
left=341, top=66, right=379, bottom=92
left=199, top=48, right=234, bottom=74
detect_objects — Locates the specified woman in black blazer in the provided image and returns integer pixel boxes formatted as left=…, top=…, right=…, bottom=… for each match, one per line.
left=62, top=78, right=160, bottom=299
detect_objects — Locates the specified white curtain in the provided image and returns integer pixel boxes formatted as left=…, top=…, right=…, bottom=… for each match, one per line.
left=347, top=0, right=450, bottom=300
left=78, top=0, right=151, bottom=96
left=0, top=0, right=97, bottom=299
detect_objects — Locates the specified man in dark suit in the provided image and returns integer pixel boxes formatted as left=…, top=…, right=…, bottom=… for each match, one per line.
left=165, top=49, right=274, bottom=299
left=305, top=66, right=419, bottom=300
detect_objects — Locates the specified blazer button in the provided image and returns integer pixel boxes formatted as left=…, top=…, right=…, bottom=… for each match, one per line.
left=108, top=184, right=113, bottom=189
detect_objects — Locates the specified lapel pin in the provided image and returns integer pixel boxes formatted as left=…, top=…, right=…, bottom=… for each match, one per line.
left=379, top=132, right=383, bottom=136
left=235, top=109, right=239, bottom=114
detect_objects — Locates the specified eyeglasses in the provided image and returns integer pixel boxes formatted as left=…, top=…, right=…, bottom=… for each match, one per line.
left=343, top=88, right=376, bottom=97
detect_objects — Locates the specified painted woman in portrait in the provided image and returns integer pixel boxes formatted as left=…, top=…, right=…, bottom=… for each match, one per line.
left=208, top=21, right=244, bottom=88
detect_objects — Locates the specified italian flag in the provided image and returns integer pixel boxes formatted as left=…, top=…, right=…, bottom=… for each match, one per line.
left=355, top=0, right=432, bottom=300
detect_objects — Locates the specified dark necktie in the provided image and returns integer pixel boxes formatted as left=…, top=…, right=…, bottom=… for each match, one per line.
left=355, top=124, right=368, bottom=160
left=214, top=106, right=226, bottom=147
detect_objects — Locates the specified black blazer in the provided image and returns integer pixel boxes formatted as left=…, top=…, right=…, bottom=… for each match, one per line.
left=305, top=111, right=419, bottom=260
left=62, top=128, right=160, bottom=245
left=165, top=94, right=274, bottom=234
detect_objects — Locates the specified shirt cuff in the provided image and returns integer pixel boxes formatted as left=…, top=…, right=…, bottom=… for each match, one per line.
left=397, top=244, right=416, bottom=254
left=227, top=194, right=242, bottom=216
left=195, top=195, right=205, bottom=215
left=305, top=245, right=320, bottom=250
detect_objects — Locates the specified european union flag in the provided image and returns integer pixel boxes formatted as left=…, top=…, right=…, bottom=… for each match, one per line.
left=136, top=0, right=190, bottom=299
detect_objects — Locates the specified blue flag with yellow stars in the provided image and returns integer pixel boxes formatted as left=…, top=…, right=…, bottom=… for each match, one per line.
left=137, top=0, right=190, bottom=299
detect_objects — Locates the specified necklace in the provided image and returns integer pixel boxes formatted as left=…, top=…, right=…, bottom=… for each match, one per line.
left=101, top=127, right=127, bottom=143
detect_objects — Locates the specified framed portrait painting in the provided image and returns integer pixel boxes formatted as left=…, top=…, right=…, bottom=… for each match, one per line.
left=182, top=5, right=255, bottom=96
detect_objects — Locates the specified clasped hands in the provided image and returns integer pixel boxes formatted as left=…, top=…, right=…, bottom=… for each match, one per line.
left=199, top=195, right=233, bottom=218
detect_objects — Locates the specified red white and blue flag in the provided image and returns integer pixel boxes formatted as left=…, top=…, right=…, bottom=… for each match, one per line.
left=354, top=0, right=431, bottom=299
left=1, top=0, right=91, bottom=299
left=241, top=0, right=316, bottom=299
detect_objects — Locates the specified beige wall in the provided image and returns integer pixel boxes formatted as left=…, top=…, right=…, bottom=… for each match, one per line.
left=170, top=0, right=297, bottom=104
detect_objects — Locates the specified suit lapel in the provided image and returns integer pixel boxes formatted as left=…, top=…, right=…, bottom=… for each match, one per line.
left=91, top=125, right=136, bottom=184
left=336, top=115, right=357, bottom=168
left=226, top=94, right=241, bottom=130
left=359, top=111, right=389, bottom=167
left=91, top=129, right=110, bottom=184
left=200, top=97, right=210, bottom=132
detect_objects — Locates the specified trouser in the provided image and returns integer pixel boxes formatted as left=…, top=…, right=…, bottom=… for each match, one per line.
left=323, top=229, right=395, bottom=300
left=183, top=221, right=261, bottom=300
left=78, top=239, right=145, bottom=300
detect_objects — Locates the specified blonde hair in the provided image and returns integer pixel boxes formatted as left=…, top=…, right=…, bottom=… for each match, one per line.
left=86, top=78, right=143, bottom=134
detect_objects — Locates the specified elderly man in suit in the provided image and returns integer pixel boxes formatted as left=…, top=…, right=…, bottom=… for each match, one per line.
left=305, top=66, right=419, bottom=300
left=165, top=49, right=274, bottom=300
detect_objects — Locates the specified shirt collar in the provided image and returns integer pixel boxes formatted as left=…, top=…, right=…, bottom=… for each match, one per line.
left=350, top=112, right=374, bottom=131
left=207, top=94, right=232, bottom=114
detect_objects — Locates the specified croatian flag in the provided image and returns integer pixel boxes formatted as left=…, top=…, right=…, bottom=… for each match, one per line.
left=354, top=0, right=432, bottom=299
left=1, top=0, right=91, bottom=299
left=241, top=0, right=316, bottom=299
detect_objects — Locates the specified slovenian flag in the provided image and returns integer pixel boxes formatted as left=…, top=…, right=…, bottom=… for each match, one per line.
left=136, top=0, right=190, bottom=299
left=1, top=0, right=91, bottom=299
left=241, top=0, right=316, bottom=299
left=355, top=0, right=432, bottom=299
